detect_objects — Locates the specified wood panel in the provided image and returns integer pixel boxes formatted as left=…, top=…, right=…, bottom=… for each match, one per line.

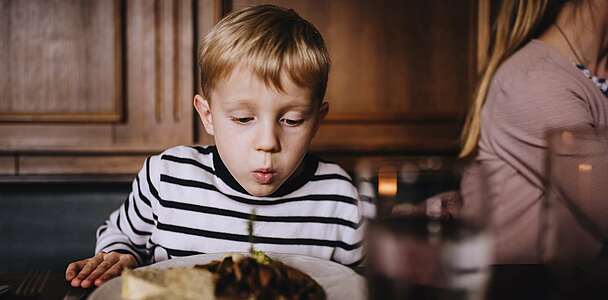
left=19, top=155, right=147, bottom=175
left=312, top=122, right=461, bottom=153
left=0, top=0, right=482, bottom=178
left=194, top=0, right=223, bottom=145
left=0, top=155, right=15, bottom=175
left=111, top=0, right=194, bottom=149
left=0, top=0, right=194, bottom=153
left=230, top=0, right=476, bottom=123
left=0, top=0, right=123, bottom=122
left=196, top=0, right=478, bottom=152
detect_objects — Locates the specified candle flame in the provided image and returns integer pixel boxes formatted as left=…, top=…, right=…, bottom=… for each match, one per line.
left=378, top=166, right=397, bottom=197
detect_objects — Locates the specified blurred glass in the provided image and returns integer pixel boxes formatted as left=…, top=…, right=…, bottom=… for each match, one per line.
left=543, top=127, right=608, bottom=298
left=359, top=159, right=493, bottom=300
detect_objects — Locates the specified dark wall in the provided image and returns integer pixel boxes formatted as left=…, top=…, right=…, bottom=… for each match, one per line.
left=0, top=182, right=130, bottom=272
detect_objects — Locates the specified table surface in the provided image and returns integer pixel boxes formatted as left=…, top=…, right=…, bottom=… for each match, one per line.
left=0, top=264, right=603, bottom=300
left=0, top=272, right=92, bottom=300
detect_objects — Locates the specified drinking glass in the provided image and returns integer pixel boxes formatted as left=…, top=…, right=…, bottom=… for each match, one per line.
left=543, top=127, right=608, bottom=298
left=358, top=158, right=493, bottom=300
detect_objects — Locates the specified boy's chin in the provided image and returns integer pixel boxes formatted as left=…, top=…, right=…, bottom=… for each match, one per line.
left=243, top=184, right=279, bottom=197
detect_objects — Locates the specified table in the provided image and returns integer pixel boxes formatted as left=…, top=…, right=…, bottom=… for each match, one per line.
left=486, top=264, right=551, bottom=299
left=0, top=264, right=603, bottom=299
left=0, top=272, right=91, bottom=300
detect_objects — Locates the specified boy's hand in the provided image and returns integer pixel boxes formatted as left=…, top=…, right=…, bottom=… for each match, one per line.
left=65, top=252, right=137, bottom=288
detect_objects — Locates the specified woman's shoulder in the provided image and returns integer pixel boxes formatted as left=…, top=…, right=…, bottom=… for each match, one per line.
left=495, top=40, right=582, bottom=87
left=483, top=41, right=595, bottom=134
left=488, top=40, right=595, bottom=115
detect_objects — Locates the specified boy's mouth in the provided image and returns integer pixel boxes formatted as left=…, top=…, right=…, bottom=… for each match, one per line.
left=252, top=168, right=276, bottom=184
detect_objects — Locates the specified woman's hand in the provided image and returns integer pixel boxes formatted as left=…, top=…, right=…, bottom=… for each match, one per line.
left=65, top=252, right=137, bottom=288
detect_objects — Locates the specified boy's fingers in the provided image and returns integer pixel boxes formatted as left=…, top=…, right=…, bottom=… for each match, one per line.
left=76, top=262, right=96, bottom=280
left=65, top=260, right=86, bottom=281
left=70, top=279, right=82, bottom=288
left=77, top=253, right=105, bottom=280
left=102, top=252, right=120, bottom=265
left=95, top=264, right=125, bottom=286
left=81, top=261, right=113, bottom=288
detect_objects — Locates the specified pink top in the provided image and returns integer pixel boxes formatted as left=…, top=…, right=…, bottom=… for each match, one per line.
left=461, top=40, right=608, bottom=263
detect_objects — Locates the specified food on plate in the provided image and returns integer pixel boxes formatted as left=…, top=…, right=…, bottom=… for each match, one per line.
left=122, top=267, right=215, bottom=300
left=198, top=253, right=326, bottom=300
left=121, top=253, right=326, bottom=300
left=250, top=249, right=272, bottom=265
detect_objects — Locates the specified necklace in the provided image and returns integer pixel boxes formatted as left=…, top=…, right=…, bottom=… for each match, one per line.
left=575, top=64, right=608, bottom=97
left=555, top=24, right=586, bottom=66
left=554, top=24, right=608, bottom=97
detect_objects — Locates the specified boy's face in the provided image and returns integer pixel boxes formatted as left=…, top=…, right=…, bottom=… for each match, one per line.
left=194, top=64, right=328, bottom=196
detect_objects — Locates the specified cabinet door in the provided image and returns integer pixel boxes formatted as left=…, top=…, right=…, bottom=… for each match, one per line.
left=0, top=0, right=194, bottom=153
left=198, top=0, right=478, bottom=152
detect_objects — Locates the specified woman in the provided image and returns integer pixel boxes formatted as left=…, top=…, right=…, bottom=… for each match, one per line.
left=460, top=0, right=608, bottom=263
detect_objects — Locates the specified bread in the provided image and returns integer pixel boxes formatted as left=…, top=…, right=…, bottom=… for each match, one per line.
left=121, top=267, right=216, bottom=300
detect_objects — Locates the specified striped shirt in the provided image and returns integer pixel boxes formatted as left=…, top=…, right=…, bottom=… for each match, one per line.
left=95, top=145, right=364, bottom=267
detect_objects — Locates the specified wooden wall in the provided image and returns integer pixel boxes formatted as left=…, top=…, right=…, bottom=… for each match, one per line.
left=0, top=0, right=487, bottom=177
left=0, top=0, right=194, bottom=176
left=198, top=0, right=478, bottom=152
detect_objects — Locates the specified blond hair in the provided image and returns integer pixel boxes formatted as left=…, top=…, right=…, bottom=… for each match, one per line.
left=460, top=0, right=563, bottom=157
left=198, top=4, right=330, bottom=104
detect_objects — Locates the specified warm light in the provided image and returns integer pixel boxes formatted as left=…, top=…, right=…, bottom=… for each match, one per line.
left=578, top=163, right=592, bottom=172
left=561, top=131, right=574, bottom=145
left=378, top=166, right=398, bottom=197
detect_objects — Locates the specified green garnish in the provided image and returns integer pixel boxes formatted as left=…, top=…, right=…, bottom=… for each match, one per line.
left=246, top=209, right=271, bottom=264
left=251, top=249, right=272, bottom=265
left=248, top=208, right=256, bottom=254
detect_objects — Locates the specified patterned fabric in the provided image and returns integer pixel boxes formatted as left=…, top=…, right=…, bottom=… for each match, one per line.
left=576, top=64, right=608, bottom=98
left=95, top=145, right=365, bottom=267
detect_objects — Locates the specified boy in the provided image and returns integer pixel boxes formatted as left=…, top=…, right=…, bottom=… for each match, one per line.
left=66, top=4, right=363, bottom=288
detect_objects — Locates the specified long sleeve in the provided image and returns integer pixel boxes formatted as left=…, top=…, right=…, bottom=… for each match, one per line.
left=480, top=67, right=594, bottom=190
left=95, top=157, right=159, bottom=265
left=330, top=180, right=366, bottom=267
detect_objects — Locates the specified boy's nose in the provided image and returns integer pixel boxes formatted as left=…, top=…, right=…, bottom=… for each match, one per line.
left=255, top=122, right=281, bottom=153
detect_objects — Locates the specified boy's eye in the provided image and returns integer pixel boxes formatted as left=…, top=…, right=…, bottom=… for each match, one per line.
left=280, top=118, right=304, bottom=127
left=231, top=117, right=254, bottom=124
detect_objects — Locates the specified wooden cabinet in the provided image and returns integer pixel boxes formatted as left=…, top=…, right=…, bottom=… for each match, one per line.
left=1, top=0, right=484, bottom=177
left=0, top=0, right=194, bottom=175
left=0, top=0, right=122, bottom=123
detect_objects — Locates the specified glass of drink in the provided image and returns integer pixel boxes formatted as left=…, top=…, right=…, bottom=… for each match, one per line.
left=359, top=158, right=493, bottom=300
left=543, top=127, right=608, bottom=298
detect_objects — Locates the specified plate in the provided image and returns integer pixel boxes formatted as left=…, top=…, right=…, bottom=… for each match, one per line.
left=88, top=252, right=366, bottom=300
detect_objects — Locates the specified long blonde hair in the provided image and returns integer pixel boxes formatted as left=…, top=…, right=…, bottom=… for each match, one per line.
left=460, top=0, right=565, bottom=158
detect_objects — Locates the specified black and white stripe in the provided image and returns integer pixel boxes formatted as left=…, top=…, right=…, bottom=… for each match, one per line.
left=96, top=145, right=364, bottom=266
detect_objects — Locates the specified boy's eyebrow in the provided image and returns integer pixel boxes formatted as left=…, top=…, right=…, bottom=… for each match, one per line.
left=221, top=98, right=257, bottom=108
left=282, top=104, right=314, bottom=112
left=222, top=98, right=314, bottom=111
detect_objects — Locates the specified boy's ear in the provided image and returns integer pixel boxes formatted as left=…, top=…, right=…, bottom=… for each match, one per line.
left=318, top=101, right=329, bottom=120
left=193, top=95, right=214, bottom=136
left=313, top=101, right=329, bottom=134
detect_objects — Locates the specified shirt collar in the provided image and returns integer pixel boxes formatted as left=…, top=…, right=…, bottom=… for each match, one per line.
left=211, top=146, right=319, bottom=197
